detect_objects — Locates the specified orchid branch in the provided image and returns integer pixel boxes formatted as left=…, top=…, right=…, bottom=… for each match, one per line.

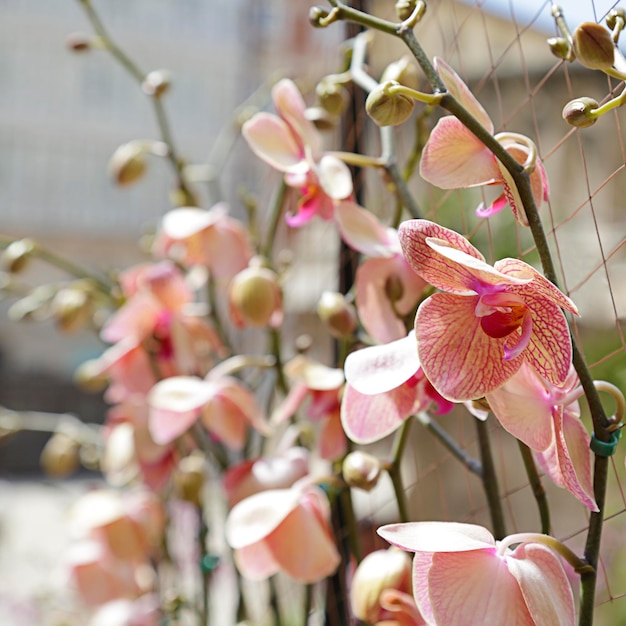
left=518, top=440, right=551, bottom=534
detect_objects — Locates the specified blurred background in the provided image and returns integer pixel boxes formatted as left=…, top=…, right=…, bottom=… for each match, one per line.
left=0, top=0, right=625, bottom=624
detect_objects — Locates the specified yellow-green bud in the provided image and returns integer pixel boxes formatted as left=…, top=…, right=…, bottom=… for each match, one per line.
left=74, top=359, right=109, bottom=393
left=395, top=0, right=416, bottom=21
left=572, top=22, right=616, bottom=71
left=606, top=8, right=626, bottom=32
left=142, top=70, right=172, bottom=98
left=2, top=238, right=36, bottom=273
left=316, top=78, right=349, bottom=117
left=366, top=81, right=415, bottom=127
left=546, top=37, right=571, bottom=60
left=317, top=291, right=357, bottom=338
left=228, top=262, right=282, bottom=328
left=174, top=453, right=206, bottom=506
left=381, top=56, right=420, bottom=91
left=342, top=451, right=382, bottom=492
left=108, top=141, right=148, bottom=186
left=51, top=282, right=94, bottom=333
left=40, top=432, right=81, bottom=478
left=562, top=97, right=599, bottom=128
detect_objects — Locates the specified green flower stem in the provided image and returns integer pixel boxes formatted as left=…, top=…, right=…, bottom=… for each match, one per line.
left=198, top=510, right=210, bottom=625
left=269, top=575, right=284, bottom=626
left=517, top=440, right=551, bottom=534
left=415, top=412, right=482, bottom=477
left=269, top=328, right=288, bottom=396
left=262, top=179, right=288, bottom=259
left=207, top=273, right=232, bottom=356
left=340, top=482, right=361, bottom=561
left=475, top=417, right=507, bottom=540
left=303, top=583, right=313, bottom=626
left=386, top=419, right=413, bottom=523
left=385, top=82, right=443, bottom=106
left=588, top=83, right=626, bottom=118
left=77, top=0, right=194, bottom=201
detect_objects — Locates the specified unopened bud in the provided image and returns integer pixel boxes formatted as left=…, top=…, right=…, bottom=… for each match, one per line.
left=395, top=0, right=416, bottom=21
left=547, top=37, right=571, bottom=60
left=142, top=69, right=172, bottom=98
left=174, top=453, right=206, bottom=506
left=384, top=273, right=405, bottom=303
left=381, top=56, right=420, bottom=90
left=366, top=81, right=415, bottom=127
left=108, top=141, right=148, bottom=186
left=65, top=32, right=92, bottom=52
left=2, top=238, right=36, bottom=273
left=572, top=22, right=616, bottom=71
left=309, top=6, right=330, bottom=27
left=317, top=291, right=357, bottom=338
left=7, top=285, right=55, bottom=322
left=606, top=8, right=626, bottom=32
left=228, top=262, right=282, bottom=328
left=342, top=451, right=382, bottom=492
left=74, top=359, right=109, bottom=393
left=51, top=283, right=93, bottom=333
left=40, top=432, right=81, bottom=478
left=562, top=97, right=599, bottom=128
left=316, top=78, right=349, bottom=116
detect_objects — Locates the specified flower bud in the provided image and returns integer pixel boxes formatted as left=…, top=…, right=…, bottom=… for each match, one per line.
left=381, top=56, right=420, bottom=91
left=74, top=359, right=109, bottom=393
left=316, top=78, right=349, bottom=116
left=51, top=282, right=94, bottom=333
left=7, top=285, right=55, bottom=322
left=366, top=81, right=415, bottom=127
left=317, top=291, right=357, bottom=338
left=174, top=453, right=206, bottom=506
left=350, top=547, right=412, bottom=623
left=546, top=37, right=571, bottom=60
left=142, top=69, right=172, bottom=98
left=65, top=32, right=92, bottom=52
left=384, top=273, right=405, bottom=303
left=606, top=8, right=626, bottom=32
left=562, top=97, right=599, bottom=128
left=395, top=0, right=416, bottom=21
left=572, top=22, right=616, bottom=71
left=228, top=260, right=283, bottom=328
left=108, top=141, right=148, bottom=186
left=2, top=238, right=35, bottom=273
left=40, top=432, right=81, bottom=478
left=342, top=451, right=382, bottom=492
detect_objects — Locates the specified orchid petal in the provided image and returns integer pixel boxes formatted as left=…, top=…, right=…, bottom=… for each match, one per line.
left=148, top=407, right=199, bottom=445
left=413, top=552, right=436, bottom=625
left=435, top=58, right=494, bottom=132
left=506, top=542, right=576, bottom=626
left=416, top=293, right=523, bottom=401
left=344, top=333, right=419, bottom=395
left=203, top=218, right=253, bottom=281
left=233, top=541, right=280, bottom=580
left=475, top=194, right=508, bottom=219
left=284, top=355, right=345, bottom=390
left=318, top=155, right=353, bottom=200
left=428, top=550, right=534, bottom=626
left=485, top=363, right=554, bottom=451
left=341, top=382, right=417, bottom=444
left=101, top=293, right=162, bottom=344
left=378, top=521, right=495, bottom=553
left=285, top=192, right=321, bottom=227
left=148, top=376, right=215, bottom=413
left=379, top=589, right=427, bottom=626
left=160, top=205, right=226, bottom=239
left=334, top=201, right=396, bottom=258
left=318, top=409, right=347, bottom=460
left=242, top=113, right=307, bottom=173
left=420, top=116, right=500, bottom=189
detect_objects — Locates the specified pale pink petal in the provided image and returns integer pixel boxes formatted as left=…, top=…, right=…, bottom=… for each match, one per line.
left=201, top=395, right=247, bottom=450
left=355, top=256, right=425, bottom=344
left=148, top=376, right=215, bottom=413
left=506, top=542, right=576, bottom=626
left=149, top=407, right=199, bottom=445
left=225, top=488, right=301, bottom=549
left=284, top=355, right=345, bottom=391
left=101, top=293, right=162, bottom=344
left=485, top=363, right=554, bottom=451
left=420, top=116, right=500, bottom=189
left=412, top=552, right=435, bottom=625
left=285, top=192, right=321, bottom=227
left=334, top=201, right=397, bottom=258
left=428, top=550, right=534, bottom=626
left=318, top=410, right=347, bottom=460
left=379, top=589, right=427, bottom=626
left=341, top=382, right=416, bottom=444
left=272, top=79, right=322, bottom=159
left=318, top=155, right=353, bottom=200
left=242, top=112, right=307, bottom=173
left=435, top=58, right=494, bottom=132
left=160, top=205, right=226, bottom=239
left=265, top=493, right=340, bottom=582
left=377, top=521, right=495, bottom=553
left=344, top=333, right=419, bottom=395
left=204, top=218, right=254, bottom=281
left=416, top=293, right=523, bottom=401
left=271, top=383, right=309, bottom=424
left=475, top=194, right=508, bottom=219
left=234, top=541, right=281, bottom=580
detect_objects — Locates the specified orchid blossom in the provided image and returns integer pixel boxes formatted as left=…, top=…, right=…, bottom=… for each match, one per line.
left=272, top=355, right=347, bottom=460
left=225, top=481, right=341, bottom=583
left=399, top=220, right=578, bottom=401
left=486, top=362, right=597, bottom=510
left=420, top=58, right=548, bottom=226
left=153, top=204, right=253, bottom=284
left=148, top=372, right=270, bottom=449
left=243, top=78, right=353, bottom=226
left=379, top=522, right=576, bottom=626
left=334, top=201, right=427, bottom=344
left=341, top=332, right=453, bottom=444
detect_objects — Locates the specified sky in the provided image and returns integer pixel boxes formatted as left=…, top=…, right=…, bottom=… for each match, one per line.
left=463, top=0, right=626, bottom=34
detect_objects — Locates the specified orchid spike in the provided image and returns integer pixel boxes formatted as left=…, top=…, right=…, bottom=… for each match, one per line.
left=399, top=220, right=578, bottom=402
left=420, top=58, right=549, bottom=226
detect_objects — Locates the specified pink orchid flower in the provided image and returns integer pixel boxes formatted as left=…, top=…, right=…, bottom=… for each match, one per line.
left=334, top=201, right=427, bottom=344
left=243, top=78, right=353, bottom=226
left=342, top=333, right=453, bottom=444
left=350, top=547, right=426, bottom=626
left=153, top=204, right=253, bottom=283
left=225, top=481, right=341, bottom=583
left=148, top=372, right=270, bottom=449
left=379, top=521, right=575, bottom=626
left=486, top=362, right=597, bottom=510
left=87, top=594, right=160, bottom=626
left=420, top=58, right=549, bottom=226
left=399, top=219, right=578, bottom=401
left=272, top=355, right=346, bottom=460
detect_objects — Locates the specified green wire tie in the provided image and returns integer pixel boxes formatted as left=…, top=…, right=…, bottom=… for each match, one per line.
left=201, top=554, right=220, bottom=573
left=590, top=427, right=622, bottom=457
